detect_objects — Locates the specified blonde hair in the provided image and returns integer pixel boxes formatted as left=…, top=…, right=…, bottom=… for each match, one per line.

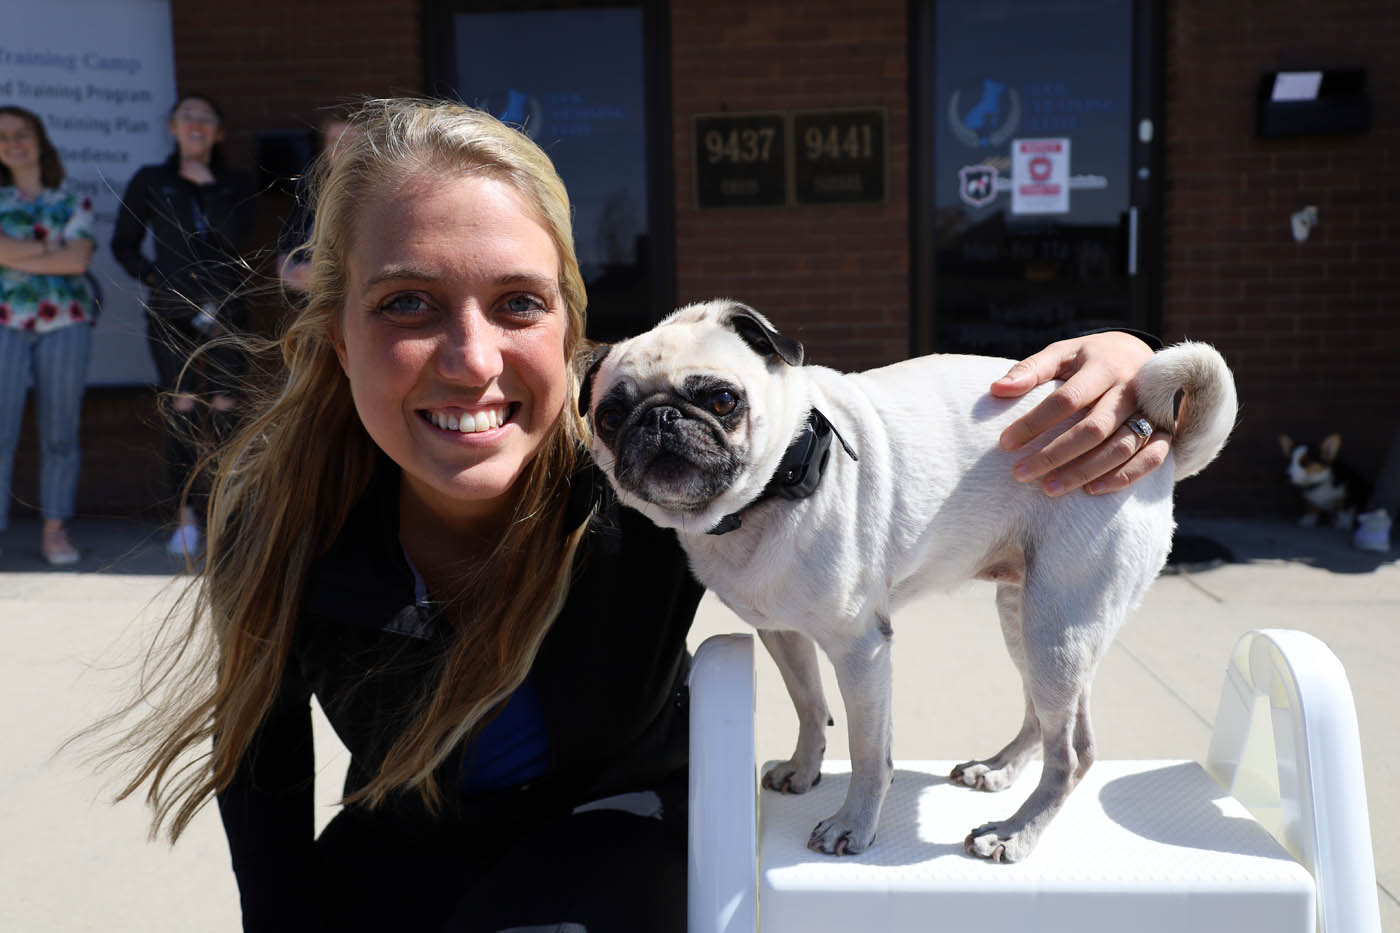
left=102, top=98, right=593, bottom=840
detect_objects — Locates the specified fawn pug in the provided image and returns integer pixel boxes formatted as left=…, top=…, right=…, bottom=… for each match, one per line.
left=580, top=300, right=1237, bottom=861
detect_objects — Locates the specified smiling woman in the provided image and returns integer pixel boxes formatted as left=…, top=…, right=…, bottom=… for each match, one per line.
left=110, top=93, right=254, bottom=560
left=96, top=98, right=703, bottom=933
left=0, top=104, right=98, bottom=565
left=335, top=171, right=569, bottom=533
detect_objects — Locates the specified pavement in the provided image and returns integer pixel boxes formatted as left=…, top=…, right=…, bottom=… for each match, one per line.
left=1, top=512, right=1396, bottom=932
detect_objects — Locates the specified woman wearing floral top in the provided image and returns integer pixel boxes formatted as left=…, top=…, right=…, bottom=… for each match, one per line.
left=0, top=105, right=96, bottom=565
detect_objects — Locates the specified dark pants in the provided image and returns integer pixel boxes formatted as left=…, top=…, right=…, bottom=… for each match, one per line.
left=314, top=803, right=686, bottom=933
left=144, top=301, right=244, bottom=510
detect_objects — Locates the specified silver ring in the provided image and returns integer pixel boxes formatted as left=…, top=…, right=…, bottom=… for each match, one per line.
left=1126, top=416, right=1154, bottom=445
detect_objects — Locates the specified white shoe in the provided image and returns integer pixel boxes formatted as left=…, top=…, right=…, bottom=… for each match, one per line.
left=167, top=523, right=204, bottom=559
left=42, top=538, right=81, bottom=566
left=1353, top=509, right=1391, bottom=552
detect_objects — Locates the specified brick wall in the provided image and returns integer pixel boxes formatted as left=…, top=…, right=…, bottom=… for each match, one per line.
left=670, top=0, right=911, bottom=371
left=1164, top=0, right=1399, bottom=514
left=170, top=0, right=422, bottom=166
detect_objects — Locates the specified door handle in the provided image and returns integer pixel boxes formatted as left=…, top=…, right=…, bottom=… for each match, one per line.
left=1127, top=206, right=1139, bottom=277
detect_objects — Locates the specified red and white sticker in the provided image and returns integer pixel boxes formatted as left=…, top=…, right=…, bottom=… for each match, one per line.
left=1011, top=138, right=1070, bottom=215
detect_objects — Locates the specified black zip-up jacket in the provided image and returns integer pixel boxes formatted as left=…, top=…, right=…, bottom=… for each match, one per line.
left=110, top=155, right=253, bottom=312
left=215, top=461, right=704, bottom=930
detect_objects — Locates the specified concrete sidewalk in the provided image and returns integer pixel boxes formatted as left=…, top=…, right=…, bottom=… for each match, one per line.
left=1, top=514, right=1396, bottom=931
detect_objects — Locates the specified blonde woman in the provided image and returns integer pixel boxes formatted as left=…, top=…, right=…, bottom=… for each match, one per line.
left=104, top=99, right=1164, bottom=931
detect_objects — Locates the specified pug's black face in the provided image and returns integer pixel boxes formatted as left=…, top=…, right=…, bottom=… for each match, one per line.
left=591, top=374, right=750, bottom=512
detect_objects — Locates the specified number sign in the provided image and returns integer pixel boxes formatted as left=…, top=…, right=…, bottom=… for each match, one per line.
left=693, top=112, right=787, bottom=208
left=792, top=109, right=886, bottom=205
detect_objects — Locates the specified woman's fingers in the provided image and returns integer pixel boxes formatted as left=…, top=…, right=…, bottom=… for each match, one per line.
left=988, top=330, right=1167, bottom=495
left=989, top=340, right=1076, bottom=399
left=1036, top=419, right=1172, bottom=496
left=999, top=372, right=1098, bottom=453
left=1083, top=433, right=1173, bottom=495
left=1009, top=384, right=1135, bottom=483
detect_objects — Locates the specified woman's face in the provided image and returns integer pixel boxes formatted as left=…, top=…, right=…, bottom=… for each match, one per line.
left=336, top=171, right=570, bottom=526
left=0, top=114, right=41, bottom=175
left=168, top=98, right=223, bottom=160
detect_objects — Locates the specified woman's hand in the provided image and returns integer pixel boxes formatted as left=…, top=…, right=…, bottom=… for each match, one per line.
left=0, top=233, right=46, bottom=264
left=990, top=331, right=1171, bottom=496
left=1, top=239, right=95, bottom=276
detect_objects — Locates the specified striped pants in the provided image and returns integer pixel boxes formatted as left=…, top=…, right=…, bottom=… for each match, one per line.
left=0, top=323, right=93, bottom=531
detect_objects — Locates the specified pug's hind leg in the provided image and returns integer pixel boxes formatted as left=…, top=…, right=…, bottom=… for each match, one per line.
left=952, top=583, right=1040, bottom=792
left=758, top=628, right=830, bottom=794
left=965, top=581, right=1113, bottom=863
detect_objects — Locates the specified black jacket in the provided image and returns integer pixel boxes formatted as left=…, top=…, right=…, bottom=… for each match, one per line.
left=110, top=155, right=253, bottom=312
left=215, top=460, right=704, bottom=930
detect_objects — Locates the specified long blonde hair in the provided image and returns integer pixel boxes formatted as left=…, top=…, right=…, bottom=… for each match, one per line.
left=102, top=99, right=593, bottom=840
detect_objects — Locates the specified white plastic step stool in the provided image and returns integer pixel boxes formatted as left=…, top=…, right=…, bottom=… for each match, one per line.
left=687, top=629, right=1381, bottom=933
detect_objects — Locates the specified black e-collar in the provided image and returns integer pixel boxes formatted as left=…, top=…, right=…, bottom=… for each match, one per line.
left=707, top=408, right=858, bottom=535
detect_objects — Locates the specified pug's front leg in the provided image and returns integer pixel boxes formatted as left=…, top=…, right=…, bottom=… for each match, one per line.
left=808, top=617, right=894, bottom=855
left=758, top=628, right=830, bottom=794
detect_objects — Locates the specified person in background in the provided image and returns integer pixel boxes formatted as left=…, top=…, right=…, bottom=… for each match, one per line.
left=110, top=93, right=253, bottom=560
left=99, top=99, right=1167, bottom=932
left=277, top=108, right=359, bottom=295
left=0, top=105, right=97, bottom=566
left=1354, top=427, right=1398, bottom=552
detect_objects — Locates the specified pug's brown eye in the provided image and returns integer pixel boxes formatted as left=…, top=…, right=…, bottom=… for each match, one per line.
left=709, top=390, right=737, bottom=416
left=597, top=406, right=623, bottom=433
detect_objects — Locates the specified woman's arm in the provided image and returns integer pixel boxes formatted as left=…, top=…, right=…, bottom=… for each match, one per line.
left=216, top=662, right=318, bottom=931
left=110, top=168, right=158, bottom=284
left=0, top=234, right=46, bottom=264
left=2, top=239, right=95, bottom=276
left=990, top=331, right=1171, bottom=496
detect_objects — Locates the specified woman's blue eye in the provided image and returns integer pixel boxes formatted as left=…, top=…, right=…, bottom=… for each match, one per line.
left=379, top=293, right=430, bottom=316
left=504, top=294, right=546, bottom=316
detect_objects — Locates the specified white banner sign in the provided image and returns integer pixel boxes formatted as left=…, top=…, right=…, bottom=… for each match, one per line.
left=1011, top=137, right=1070, bottom=215
left=1, top=0, right=176, bottom=385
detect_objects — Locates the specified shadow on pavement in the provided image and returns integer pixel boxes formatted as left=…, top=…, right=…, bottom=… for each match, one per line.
left=1170, top=514, right=1394, bottom=576
left=0, top=516, right=187, bottom=576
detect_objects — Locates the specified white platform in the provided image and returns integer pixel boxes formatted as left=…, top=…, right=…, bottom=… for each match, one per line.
left=687, top=629, right=1382, bottom=933
left=759, top=760, right=1315, bottom=932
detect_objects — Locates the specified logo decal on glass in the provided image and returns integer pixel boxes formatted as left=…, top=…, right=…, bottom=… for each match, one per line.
left=495, top=89, right=543, bottom=138
left=947, top=78, right=1021, bottom=149
left=957, top=164, right=999, bottom=208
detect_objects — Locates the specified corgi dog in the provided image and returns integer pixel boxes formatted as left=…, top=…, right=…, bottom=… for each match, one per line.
left=1279, top=433, right=1372, bottom=529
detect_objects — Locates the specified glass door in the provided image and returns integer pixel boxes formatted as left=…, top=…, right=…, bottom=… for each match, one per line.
left=912, top=0, right=1163, bottom=358
left=423, top=1, right=674, bottom=342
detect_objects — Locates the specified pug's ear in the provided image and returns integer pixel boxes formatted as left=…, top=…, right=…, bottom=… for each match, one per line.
left=725, top=304, right=804, bottom=367
left=577, top=345, right=611, bottom=416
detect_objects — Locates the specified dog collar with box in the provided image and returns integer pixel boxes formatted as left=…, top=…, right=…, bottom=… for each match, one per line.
left=707, top=408, right=858, bottom=536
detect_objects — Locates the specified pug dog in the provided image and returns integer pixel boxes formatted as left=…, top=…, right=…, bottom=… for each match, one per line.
left=579, top=299, right=1237, bottom=862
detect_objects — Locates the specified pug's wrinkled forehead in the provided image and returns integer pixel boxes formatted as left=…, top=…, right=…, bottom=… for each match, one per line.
left=621, top=311, right=754, bottom=380
left=579, top=298, right=804, bottom=419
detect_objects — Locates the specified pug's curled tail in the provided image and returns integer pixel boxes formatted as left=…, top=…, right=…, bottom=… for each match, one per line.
left=1133, top=341, right=1239, bottom=480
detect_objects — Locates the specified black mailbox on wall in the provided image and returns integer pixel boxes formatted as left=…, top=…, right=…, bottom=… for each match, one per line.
left=1257, top=68, right=1370, bottom=138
